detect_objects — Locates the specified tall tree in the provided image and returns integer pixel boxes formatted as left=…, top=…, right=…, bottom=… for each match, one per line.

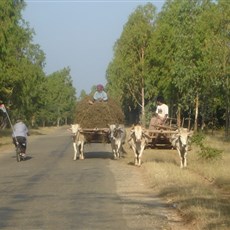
left=107, top=3, right=156, bottom=125
left=0, top=0, right=27, bottom=103
left=215, top=0, right=230, bottom=136
left=0, top=0, right=46, bottom=124
left=148, top=0, right=222, bottom=130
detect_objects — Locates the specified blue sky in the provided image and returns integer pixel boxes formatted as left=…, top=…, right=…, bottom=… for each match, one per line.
left=23, top=0, right=165, bottom=96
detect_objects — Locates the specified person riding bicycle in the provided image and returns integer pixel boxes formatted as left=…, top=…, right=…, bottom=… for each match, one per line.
left=12, top=119, right=29, bottom=158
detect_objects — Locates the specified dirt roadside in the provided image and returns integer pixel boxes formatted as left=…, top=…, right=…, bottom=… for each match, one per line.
left=109, top=159, right=189, bottom=230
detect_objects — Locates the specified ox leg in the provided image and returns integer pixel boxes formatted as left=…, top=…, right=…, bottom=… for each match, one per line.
left=135, top=156, right=138, bottom=166
left=79, top=143, right=84, bottom=160
left=137, top=154, right=141, bottom=166
left=183, top=151, right=188, bottom=168
left=73, top=143, right=78, bottom=160
left=137, top=146, right=145, bottom=166
left=133, top=149, right=138, bottom=166
left=177, top=148, right=186, bottom=168
left=111, top=142, right=117, bottom=159
left=181, top=157, right=184, bottom=168
left=114, top=146, right=118, bottom=159
left=117, top=143, right=122, bottom=159
left=121, top=145, right=126, bottom=155
left=113, top=151, right=117, bottom=159
left=176, top=148, right=182, bottom=168
left=112, top=147, right=117, bottom=159
left=116, top=150, right=119, bottom=159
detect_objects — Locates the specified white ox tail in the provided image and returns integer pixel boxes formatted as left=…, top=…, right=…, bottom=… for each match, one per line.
left=69, top=124, right=85, bottom=160
left=128, top=124, right=150, bottom=166
left=171, top=128, right=193, bottom=168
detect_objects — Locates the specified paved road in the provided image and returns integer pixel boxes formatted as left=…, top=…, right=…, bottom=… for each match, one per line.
left=0, top=128, right=184, bottom=230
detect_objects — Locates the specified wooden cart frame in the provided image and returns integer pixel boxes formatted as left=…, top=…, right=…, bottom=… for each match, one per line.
left=80, top=128, right=111, bottom=144
left=146, top=119, right=179, bottom=149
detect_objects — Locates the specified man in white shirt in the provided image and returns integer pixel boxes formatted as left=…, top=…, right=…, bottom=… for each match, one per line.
left=89, top=84, right=108, bottom=104
left=149, top=96, right=169, bottom=130
left=93, top=84, right=108, bottom=102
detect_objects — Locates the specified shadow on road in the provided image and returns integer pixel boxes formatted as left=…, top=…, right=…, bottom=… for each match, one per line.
left=84, top=151, right=113, bottom=159
left=11, top=156, right=33, bottom=161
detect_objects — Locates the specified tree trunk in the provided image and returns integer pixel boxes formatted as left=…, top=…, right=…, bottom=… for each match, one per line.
left=194, top=93, right=199, bottom=132
left=141, top=85, right=145, bottom=127
left=177, top=107, right=181, bottom=128
left=57, top=118, right=60, bottom=127
left=65, top=117, right=68, bottom=125
left=223, top=44, right=229, bottom=137
left=31, top=115, right=35, bottom=127
left=226, top=103, right=230, bottom=137
left=140, top=47, right=145, bottom=127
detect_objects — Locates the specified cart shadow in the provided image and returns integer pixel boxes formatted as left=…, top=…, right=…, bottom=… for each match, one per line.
left=84, top=151, right=113, bottom=159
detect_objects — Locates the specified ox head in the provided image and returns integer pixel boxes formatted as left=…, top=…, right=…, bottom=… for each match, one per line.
left=70, top=124, right=82, bottom=135
left=176, top=128, right=193, bottom=148
left=130, top=124, right=145, bottom=143
left=108, top=124, right=125, bottom=140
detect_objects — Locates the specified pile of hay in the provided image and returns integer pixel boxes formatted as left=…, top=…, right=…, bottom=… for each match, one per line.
left=74, top=96, right=124, bottom=128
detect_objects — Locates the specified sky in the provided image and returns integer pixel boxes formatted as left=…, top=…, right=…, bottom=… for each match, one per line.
left=23, top=0, right=165, bottom=96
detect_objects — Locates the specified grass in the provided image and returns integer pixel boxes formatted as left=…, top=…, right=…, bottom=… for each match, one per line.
left=0, top=129, right=12, bottom=146
left=125, top=129, right=230, bottom=230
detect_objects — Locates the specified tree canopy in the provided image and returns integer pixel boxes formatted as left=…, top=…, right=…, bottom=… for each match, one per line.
left=107, top=0, right=230, bottom=135
left=1, top=0, right=229, bottom=135
left=0, top=0, right=77, bottom=127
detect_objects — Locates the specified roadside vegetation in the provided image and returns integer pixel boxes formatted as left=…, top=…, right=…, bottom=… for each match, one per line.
left=123, top=128, right=230, bottom=230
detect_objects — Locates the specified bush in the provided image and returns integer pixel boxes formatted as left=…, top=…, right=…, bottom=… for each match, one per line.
left=192, top=132, right=223, bottom=161
left=198, top=146, right=223, bottom=161
left=191, top=132, right=205, bottom=146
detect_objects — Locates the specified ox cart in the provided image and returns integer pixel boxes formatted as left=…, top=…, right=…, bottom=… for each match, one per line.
left=146, top=120, right=178, bottom=149
left=81, top=128, right=111, bottom=144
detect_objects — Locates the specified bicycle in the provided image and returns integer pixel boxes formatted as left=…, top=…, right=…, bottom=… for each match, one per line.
left=14, top=137, right=27, bottom=162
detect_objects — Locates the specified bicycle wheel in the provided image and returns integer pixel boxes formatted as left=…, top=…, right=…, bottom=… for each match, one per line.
left=16, top=145, right=21, bottom=162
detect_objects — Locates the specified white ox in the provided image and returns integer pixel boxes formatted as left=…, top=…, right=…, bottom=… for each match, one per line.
left=128, top=124, right=150, bottom=166
left=69, top=124, right=85, bottom=160
left=109, top=124, right=126, bottom=159
left=170, top=128, right=193, bottom=168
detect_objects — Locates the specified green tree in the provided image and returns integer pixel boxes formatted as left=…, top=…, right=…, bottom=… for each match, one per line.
left=215, top=0, right=230, bottom=136
left=0, top=0, right=27, bottom=103
left=38, top=67, right=76, bottom=126
left=79, top=90, right=87, bottom=101
left=147, top=0, right=225, bottom=131
left=0, top=0, right=46, bottom=125
left=107, top=3, right=157, bottom=125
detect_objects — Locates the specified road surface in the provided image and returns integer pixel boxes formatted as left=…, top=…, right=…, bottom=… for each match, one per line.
left=0, top=127, right=184, bottom=230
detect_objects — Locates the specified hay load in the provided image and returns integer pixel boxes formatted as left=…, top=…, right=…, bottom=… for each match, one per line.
left=74, top=96, right=124, bottom=129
